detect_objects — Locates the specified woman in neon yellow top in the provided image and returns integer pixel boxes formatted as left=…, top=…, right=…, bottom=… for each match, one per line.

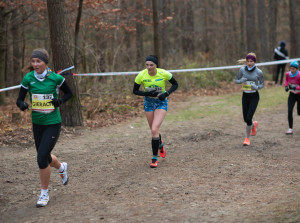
left=133, top=55, right=178, bottom=168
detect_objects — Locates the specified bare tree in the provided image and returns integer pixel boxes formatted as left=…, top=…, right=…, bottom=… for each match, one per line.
left=289, top=0, right=300, bottom=57
left=257, top=0, right=268, bottom=61
left=74, top=0, right=83, bottom=71
left=0, top=3, right=7, bottom=105
left=152, top=0, right=161, bottom=61
left=269, top=0, right=277, bottom=58
left=135, top=0, right=144, bottom=69
left=47, top=0, right=83, bottom=126
left=161, top=0, right=170, bottom=60
left=246, top=0, right=256, bottom=52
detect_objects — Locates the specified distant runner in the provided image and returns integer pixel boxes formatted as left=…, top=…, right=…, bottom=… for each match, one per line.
left=284, top=61, right=300, bottom=135
left=274, top=40, right=289, bottom=86
left=133, top=55, right=178, bottom=168
left=16, top=48, right=73, bottom=207
left=235, top=53, right=264, bottom=146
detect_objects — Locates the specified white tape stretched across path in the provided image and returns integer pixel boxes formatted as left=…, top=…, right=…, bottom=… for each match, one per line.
left=1, top=58, right=300, bottom=92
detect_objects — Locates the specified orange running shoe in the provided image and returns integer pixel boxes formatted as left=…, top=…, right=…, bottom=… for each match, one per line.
left=159, top=140, right=165, bottom=158
left=150, top=158, right=158, bottom=168
left=251, top=121, right=258, bottom=136
left=243, top=138, right=250, bottom=146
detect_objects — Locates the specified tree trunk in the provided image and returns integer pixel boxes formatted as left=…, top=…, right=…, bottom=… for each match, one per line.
left=6, top=12, right=13, bottom=87
left=257, top=0, right=268, bottom=61
left=161, top=0, right=170, bottom=60
left=47, top=0, right=83, bottom=126
left=185, top=0, right=195, bottom=57
left=289, top=0, right=300, bottom=57
left=12, top=8, right=21, bottom=84
left=269, top=0, right=277, bottom=58
left=152, top=0, right=161, bottom=61
left=240, top=0, right=246, bottom=56
left=135, top=0, right=144, bottom=69
left=246, top=0, right=256, bottom=52
left=74, top=0, right=83, bottom=71
left=0, top=4, right=7, bottom=105
left=96, top=35, right=106, bottom=73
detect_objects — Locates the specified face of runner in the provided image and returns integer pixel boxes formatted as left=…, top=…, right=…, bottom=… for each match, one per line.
left=290, top=67, right=298, bottom=74
left=146, top=61, right=157, bottom=75
left=246, top=59, right=255, bottom=68
left=31, top=58, right=47, bottom=74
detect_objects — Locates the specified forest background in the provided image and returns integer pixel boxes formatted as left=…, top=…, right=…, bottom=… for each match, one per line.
left=0, top=0, right=299, bottom=133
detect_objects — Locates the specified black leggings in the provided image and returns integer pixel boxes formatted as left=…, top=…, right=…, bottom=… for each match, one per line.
left=33, top=123, right=61, bottom=169
left=288, top=93, right=300, bottom=129
left=242, top=92, right=259, bottom=126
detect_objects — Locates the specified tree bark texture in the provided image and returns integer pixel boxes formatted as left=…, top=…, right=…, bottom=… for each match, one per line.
left=0, top=4, right=7, bottom=105
left=47, top=0, right=83, bottom=126
left=269, top=0, right=277, bottom=57
left=161, top=0, right=170, bottom=60
left=246, top=0, right=256, bottom=52
left=152, top=0, right=161, bottom=61
left=12, top=8, right=21, bottom=84
left=74, top=0, right=83, bottom=71
left=257, top=0, right=268, bottom=61
left=135, top=0, right=144, bottom=69
left=289, top=0, right=300, bottom=57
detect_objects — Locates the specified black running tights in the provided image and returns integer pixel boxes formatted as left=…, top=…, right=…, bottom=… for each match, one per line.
left=288, top=93, right=300, bottom=129
left=242, top=92, right=259, bottom=126
left=32, top=123, right=61, bottom=169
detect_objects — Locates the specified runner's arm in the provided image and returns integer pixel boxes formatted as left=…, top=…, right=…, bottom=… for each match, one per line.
left=235, top=68, right=246, bottom=84
left=166, top=77, right=178, bottom=95
left=59, top=81, right=73, bottom=103
left=16, top=86, right=29, bottom=111
left=257, top=72, right=264, bottom=89
left=158, top=77, right=178, bottom=101
left=51, top=81, right=73, bottom=107
left=133, top=83, right=157, bottom=97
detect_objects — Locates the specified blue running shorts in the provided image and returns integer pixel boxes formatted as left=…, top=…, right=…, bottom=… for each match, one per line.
left=144, top=96, right=168, bottom=112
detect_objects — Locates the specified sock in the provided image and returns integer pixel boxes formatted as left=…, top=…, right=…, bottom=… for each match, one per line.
left=41, top=189, right=48, bottom=196
left=159, top=134, right=162, bottom=146
left=59, top=163, right=65, bottom=172
left=152, top=137, right=160, bottom=156
left=246, top=125, right=252, bottom=138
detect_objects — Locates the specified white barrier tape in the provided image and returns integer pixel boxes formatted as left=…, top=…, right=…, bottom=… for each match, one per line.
left=75, top=58, right=300, bottom=76
left=57, top=66, right=74, bottom=74
left=0, top=85, right=21, bottom=93
left=1, top=58, right=300, bottom=92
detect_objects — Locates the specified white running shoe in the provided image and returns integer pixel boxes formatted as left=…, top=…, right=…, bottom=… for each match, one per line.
left=36, top=193, right=49, bottom=207
left=286, top=128, right=293, bottom=135
left=59, top=162, right=68, bottom=185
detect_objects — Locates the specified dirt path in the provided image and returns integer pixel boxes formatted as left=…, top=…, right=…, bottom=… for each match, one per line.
left=1, top=91, right=300, bottom=223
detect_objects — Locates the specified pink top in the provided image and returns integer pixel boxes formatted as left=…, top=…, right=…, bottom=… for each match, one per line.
left=285, top=71, right=300, bottom=94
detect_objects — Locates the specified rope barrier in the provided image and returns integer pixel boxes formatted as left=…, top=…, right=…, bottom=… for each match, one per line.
left=1, top=58, right=300, bottom=92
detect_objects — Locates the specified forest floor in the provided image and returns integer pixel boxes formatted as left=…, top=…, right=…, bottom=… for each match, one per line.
left=0, top=84, right=300, bottom=223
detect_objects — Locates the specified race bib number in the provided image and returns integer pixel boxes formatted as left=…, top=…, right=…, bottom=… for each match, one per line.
left=32, top=94, right=55, bottom=113
left=145, top=87, right=163, bottom=93
left=242, top=81, right=255, bottom=91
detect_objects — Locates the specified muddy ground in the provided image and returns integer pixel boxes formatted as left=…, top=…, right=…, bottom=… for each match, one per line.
left=0, top=91, right=299, bottom=223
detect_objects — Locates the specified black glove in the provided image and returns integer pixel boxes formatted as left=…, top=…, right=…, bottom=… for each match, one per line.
left=18, top=101, right=29, bottom=111
left=289, top=85, right=296, bottom=91
left=146, top=91, right=159, bottom=97
left=50, top=98, right=63, bottom=107
left=285, top=86, right=289, bottom=92
left=158, top=92, right=169, bottom=101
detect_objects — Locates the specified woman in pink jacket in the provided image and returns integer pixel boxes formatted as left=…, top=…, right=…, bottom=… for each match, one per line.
left=285, top=61, right=300, bottom=134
